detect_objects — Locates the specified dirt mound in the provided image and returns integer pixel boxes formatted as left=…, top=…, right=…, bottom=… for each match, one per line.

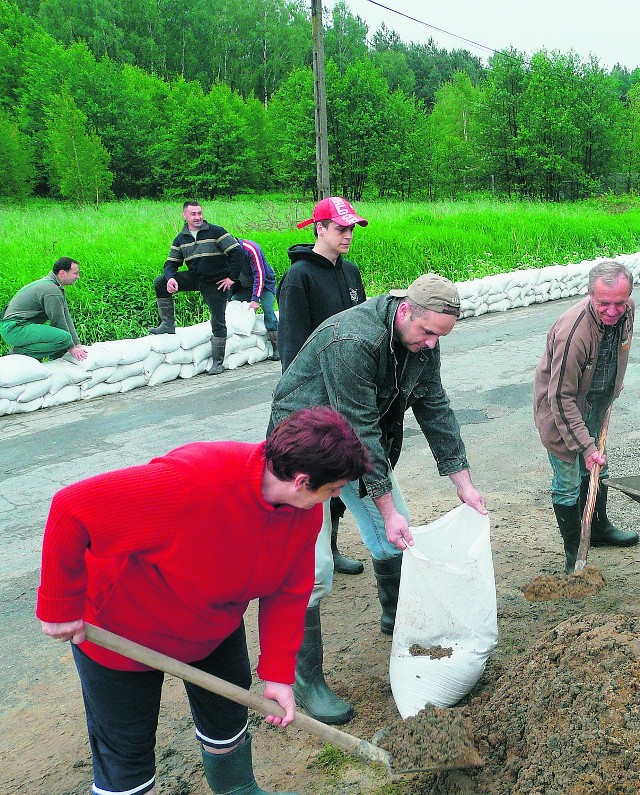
left=520, top=564, right=606, bottom=602
left=451, top=614, right=640, bottom=794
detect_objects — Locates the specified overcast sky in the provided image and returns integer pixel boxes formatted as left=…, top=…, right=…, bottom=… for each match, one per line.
left=326, top=0, right=639, bottom=72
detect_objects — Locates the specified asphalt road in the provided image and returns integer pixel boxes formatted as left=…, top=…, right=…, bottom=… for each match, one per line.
left=1, top=289, right=639, bottom=710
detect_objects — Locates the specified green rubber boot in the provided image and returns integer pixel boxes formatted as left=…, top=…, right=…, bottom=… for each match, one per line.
left=553, top=502, right=581, bottom=575
left=207, top=336, right=227, bottom=375
left=372, top=556, right=402, bottom=635
left=201, top=734, right=298, bottom=794
left=293, top=604, right=354, bottom=725
left=148, top=296, right=176, bottom=334
left=579, top=477, right=639, bottom=547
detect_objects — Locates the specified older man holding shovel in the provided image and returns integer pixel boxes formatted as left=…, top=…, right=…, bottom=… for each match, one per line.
left=534, top=260, right=638, bottom=575
left=268, top=273, right=487, bottom=725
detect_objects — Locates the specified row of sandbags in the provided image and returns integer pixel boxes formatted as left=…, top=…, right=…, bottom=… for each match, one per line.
left=2, top=255, right=640, bottom=417
left=457, top=252, right=640, bottom=317
left=0, top=302, right=272, bottom=416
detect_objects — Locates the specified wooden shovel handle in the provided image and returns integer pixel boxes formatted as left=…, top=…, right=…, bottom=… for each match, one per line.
left=83, top=623, right=391, bottom=767
left=575, top=406, right=611, bottom=571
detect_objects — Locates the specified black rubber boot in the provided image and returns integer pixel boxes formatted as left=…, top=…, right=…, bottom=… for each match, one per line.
left=267, top=330, right=280, bottom=361
left=148, top=296, right=176, bottom=334
left=579, top=477, right=639, bottom=547
left=201, top=734, right=299, bottom=794
left=331, top=516, right=364, bottom=575
left=553, top=502, right=581, bottom=575
left=293, top=605, right=354, bottom=725
left=372, top=556, right=402, bottom=635
left=207, top=336, right=226, bottom=375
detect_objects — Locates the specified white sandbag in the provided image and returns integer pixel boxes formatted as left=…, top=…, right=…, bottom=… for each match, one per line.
left=65, top=342, right=123, bottom=370
left=175, top=322, right=211, bottom=350
left=252, top=314, right=267, bottom=334
left=224, top=350, right=251, bottom=370
left=164, top=347, right=193, bottom=365
left=255, top=334, right=266, bottom=351
left=389, top=504, right=498, bottom=717
left=0, top=398, right=15, bottom=416
left=142, top=350, right=165, bottom=379
left=105, top=337, right=152, bottom=364
left=13, top=396, right=44, bottom=413
left=180, top=360, right=210, bottom=379
left=81, top=381, right=122, bottom=399
left=148, top=333, right=181, bottom=354
left=17, top=376, right=52, bottom=402
left=246, top=346, right=269, bottom=364
left=226, top=301, right=256, bottom=336
left=191, top=341, right=214, bottom=366
left=105, top=361, right=145, bottom=383
left=119, top=374, right=148, bottom=393
left=0, top=354, right=49, bottom=387
left=147, top=362, right=181, bottom=386
left=43, top=360, right=90, bottom=394
left=0, top=385, right=22, bottom=401
left=42, top=384, right=82, bottom=407
left=81, top=366, right=118, bottom=389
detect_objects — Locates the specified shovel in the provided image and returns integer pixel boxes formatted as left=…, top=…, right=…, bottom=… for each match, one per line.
left=574, top=406, right=611, bottom=573
left=84, top=623, right=481, bottom=774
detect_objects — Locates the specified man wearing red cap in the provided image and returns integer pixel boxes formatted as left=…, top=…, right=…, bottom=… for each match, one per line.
left=278, top=197, right=369, bottom=577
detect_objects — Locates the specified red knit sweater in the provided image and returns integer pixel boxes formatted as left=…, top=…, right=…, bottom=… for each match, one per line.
left=36, top=441, right=321, bottom=683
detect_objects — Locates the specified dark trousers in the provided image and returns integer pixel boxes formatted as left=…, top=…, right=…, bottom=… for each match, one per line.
left=153, top=272, right=228, bottom=338
left=72, top=622, right=251, bottom=795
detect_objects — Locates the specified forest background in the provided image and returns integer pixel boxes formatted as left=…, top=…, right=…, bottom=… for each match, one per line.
left=2, top=0, right=640, bottom=203
left=1, top=0, right=640, bottom=356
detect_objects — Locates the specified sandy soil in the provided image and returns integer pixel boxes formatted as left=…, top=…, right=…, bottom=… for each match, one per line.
left=2, top=445, right=640, bottom=795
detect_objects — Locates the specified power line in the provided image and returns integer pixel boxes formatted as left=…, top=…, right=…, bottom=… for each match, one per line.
left=364, top=0, right=501, bottom=57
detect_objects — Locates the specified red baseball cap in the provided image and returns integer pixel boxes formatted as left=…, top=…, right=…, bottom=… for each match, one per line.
left=296, top=196, right=368, bottom=229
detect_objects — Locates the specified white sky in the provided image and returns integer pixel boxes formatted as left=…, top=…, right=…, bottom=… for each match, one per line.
left=326, top=0, right=640, bottom=72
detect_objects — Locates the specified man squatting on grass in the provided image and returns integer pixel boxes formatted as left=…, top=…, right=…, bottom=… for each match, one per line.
left=277, top=196, right=368, bottom=576
left=534, top=260, right=638, bottom=575
left=37, top=407, right=371, bottom=795
left=268, top=273, right=487, bottom=725
left=0, top=257, right=88, bottom=361
left=149, top=201, right=246, bottom=375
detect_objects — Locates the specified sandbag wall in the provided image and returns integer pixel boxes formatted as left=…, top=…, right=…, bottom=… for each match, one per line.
left=0, top=302, right=271, bottom=416
left=1, top=254, right=639, bottom=418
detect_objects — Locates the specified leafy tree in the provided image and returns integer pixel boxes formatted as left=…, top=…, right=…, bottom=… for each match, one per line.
left=0, top=109, right=35, bottom=199
left=266, top=67, right=316, bottom=194
left=45, top=91, right=113, bottom=203
left=618, top=83, right=640, bottom=193
left=480, top=49, right=527, bottom=197
left=429, top=71, right=485, bottom=198
left=324, top=0, right=368, bottom=72
left=406, top=39, right=485, bottom=109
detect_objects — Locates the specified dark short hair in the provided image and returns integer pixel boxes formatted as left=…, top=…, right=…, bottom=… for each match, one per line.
left=266, top=406, right=371, bottom=489
left=312, top=219, right=331, bottom=239
left=52, top=257, right=78, bottom=274
left=588, top=261, right=633, bottom=294
left=183, top=201, right=201, bottom=210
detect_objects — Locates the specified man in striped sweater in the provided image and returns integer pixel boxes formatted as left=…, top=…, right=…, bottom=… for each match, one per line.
left=534, top=260, right=638, bottom=575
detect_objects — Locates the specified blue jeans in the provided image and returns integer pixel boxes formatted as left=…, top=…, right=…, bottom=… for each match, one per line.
left=231, top=288, right=278, bottom=332
left=308, top=471, right=407, bottom=608
left=548, top=403, right=610, bottom=505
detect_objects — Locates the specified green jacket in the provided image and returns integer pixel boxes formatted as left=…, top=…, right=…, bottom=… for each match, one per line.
left=269, top=294, right=469, bottom=499
left=1, top=272, right=80, bottom=344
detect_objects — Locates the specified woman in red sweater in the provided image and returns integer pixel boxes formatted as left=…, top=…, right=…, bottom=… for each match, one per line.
left=37, top=406, right=370, bottom=795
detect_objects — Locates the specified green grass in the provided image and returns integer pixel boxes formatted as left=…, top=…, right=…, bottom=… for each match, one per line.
left=1, top=195, right=639, bottom=355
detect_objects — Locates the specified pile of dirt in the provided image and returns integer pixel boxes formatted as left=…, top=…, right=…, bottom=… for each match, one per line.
left=421, top=613, right=640, bottom=794
left=521, top=564, right=607, bottom=602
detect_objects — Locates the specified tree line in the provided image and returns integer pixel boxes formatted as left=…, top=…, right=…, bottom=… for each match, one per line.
left=1, top=0, right=639, bottom=204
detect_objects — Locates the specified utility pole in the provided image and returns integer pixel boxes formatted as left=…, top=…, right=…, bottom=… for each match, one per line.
left=310, top=0, right=331, bottom=198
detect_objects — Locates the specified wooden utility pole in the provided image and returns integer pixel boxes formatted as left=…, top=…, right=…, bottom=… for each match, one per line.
left=310, top=0, right=331, bottom=198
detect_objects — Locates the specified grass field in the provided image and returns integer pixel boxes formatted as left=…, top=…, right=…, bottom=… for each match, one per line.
left=1, top=195, right=639, bottom=353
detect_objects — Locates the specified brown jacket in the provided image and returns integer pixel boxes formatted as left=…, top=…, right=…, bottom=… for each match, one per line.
left=533, top=296, right=634, bottom=463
